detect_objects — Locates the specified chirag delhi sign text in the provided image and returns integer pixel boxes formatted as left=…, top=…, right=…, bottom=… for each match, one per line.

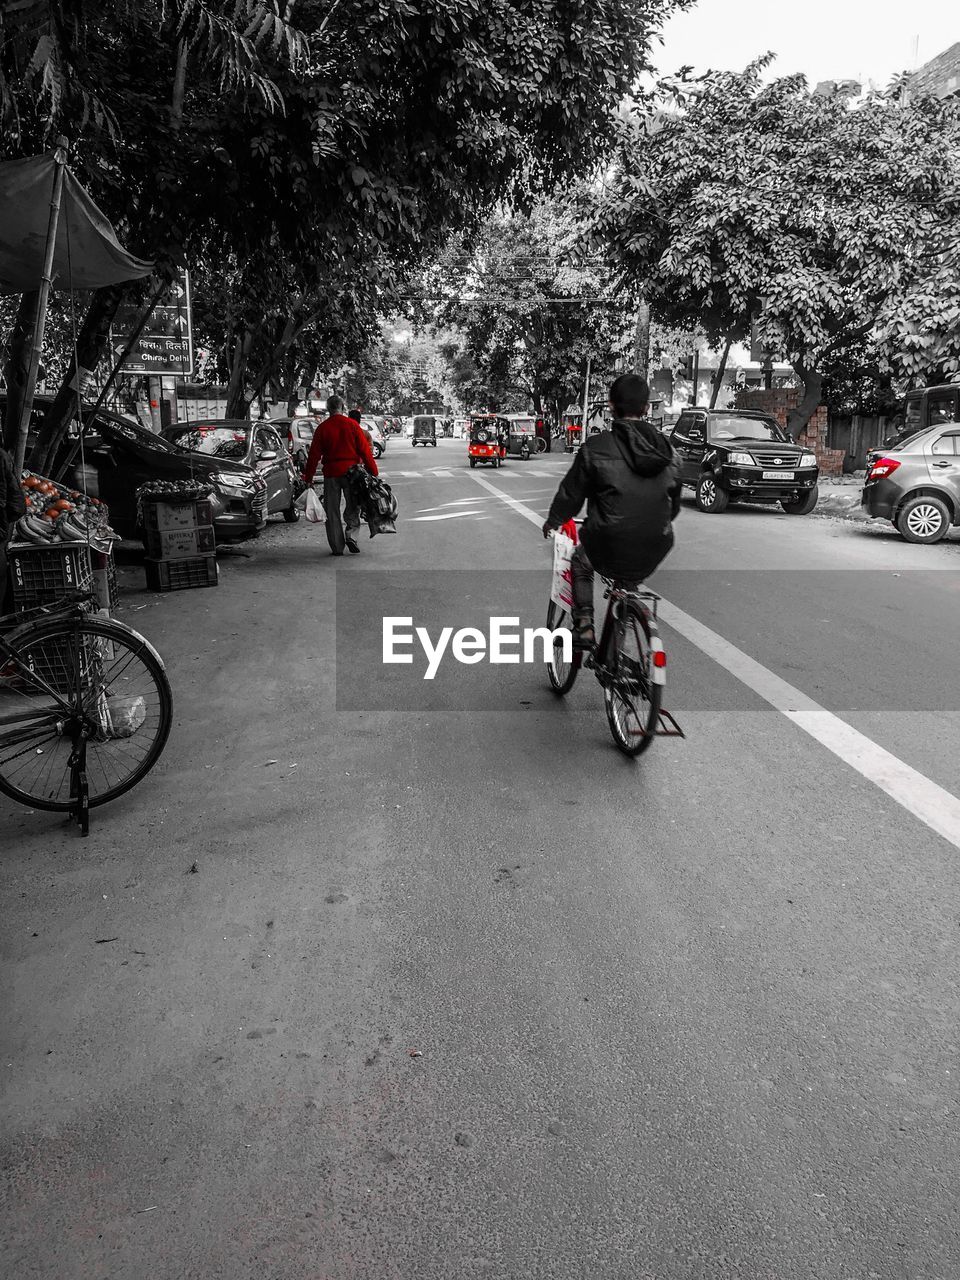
left=112, top=271, right=193, bottom=376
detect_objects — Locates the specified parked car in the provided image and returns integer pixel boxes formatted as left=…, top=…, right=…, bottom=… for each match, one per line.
left=362, top=418, right=388, bottom=458
left=274, top=416, right=317, bottom=471
left=162, top=420, right=301, bottom=522
left=666, top=408, right=820, bottom=514
left=862, top=422, right=960, bottom=543
left=867, top=383, right=960, bottom=465
left=1, top=395, right=269, bottom=540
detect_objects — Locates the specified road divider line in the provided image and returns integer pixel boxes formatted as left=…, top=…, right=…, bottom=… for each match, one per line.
left=469, top=471, right=960, bottom=851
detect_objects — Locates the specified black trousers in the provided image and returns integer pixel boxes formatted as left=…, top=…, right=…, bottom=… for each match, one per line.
left=571, top=534, right=673, bottom=620
left=322, top=475, right=360, bottom=554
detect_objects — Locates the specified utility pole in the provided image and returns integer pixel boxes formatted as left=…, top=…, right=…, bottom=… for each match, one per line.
left=690, top=348, right=700, bottom=406
left=581, top=357, right=592, bottom=446
left=633, top=300, right=651, bottom=379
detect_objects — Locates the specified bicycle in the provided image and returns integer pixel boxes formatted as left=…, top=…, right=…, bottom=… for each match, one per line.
left=545, top=555, right=683, bottom=757
left=0, top=591, right=173, bottom=835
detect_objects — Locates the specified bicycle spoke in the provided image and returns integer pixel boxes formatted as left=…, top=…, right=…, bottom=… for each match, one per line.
left=0, top=618, right=172, bottom=813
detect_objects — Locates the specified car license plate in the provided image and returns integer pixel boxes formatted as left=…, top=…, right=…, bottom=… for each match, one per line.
left=763, top=470, right=795, bottom=480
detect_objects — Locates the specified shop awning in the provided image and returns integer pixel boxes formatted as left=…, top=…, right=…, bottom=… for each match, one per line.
left=0, top=151, right=153, bottom=295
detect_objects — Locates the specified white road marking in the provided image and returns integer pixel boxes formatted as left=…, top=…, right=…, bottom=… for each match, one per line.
left=415, top=497, right=488, bottom=514
left=469, top=472, right=960, bottom=851
left=409, top=511, right=483, bottom=522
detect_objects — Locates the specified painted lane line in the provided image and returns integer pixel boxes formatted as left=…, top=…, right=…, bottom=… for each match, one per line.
left=409, top=511, right=484, bottom=523
left=414, top=497, right=488, bottom=514
left=657, top=599, right=960, bottom=851
left=468, top=471, right=960, bottom=851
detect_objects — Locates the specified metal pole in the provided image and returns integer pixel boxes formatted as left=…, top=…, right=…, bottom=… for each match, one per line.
left=690, top=349, right=700, bottom=405
left=581, top=357, right=592, bottom=447
left=52, top=280, right=167, bottom=481
left=14, top=137, right=68, bottom=475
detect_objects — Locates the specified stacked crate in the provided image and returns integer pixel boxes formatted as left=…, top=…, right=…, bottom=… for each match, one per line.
left=142, top=494, right=219, bottom=592
left=8, top=541, right=119, bottom=613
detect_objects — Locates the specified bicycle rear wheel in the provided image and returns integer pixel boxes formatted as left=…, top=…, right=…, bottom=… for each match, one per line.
left=604, top=601, right=662, bottom=757
left=0, top=616, right=172, bottom=811
left=545, top=601, right=580, bottom=694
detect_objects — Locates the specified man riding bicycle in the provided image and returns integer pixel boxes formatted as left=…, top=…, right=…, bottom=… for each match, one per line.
left=541, top=374, right=681, bottom=651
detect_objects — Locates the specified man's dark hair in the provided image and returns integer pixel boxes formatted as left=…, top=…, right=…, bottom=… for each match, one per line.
left=348, top=406, right=362, bottom=423
left=609, top=374, right=650, bottom=418
left=327, top=394, right=344, bottom=416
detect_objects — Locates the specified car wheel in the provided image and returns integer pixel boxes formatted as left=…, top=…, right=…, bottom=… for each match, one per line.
left=372, top=442, right=383, bottom=459
left=695, top=473, right=730, bottom=513
left=469, top=459, right=477, bottom=468
left=781, top=486, right=819, bottom=515
left=896, top=494, right=951, bottom=543
left=282, top=498, right=300, bottom=523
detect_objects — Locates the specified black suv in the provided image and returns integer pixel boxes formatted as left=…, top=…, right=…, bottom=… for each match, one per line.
left=667, top=409, right=820, bottom=514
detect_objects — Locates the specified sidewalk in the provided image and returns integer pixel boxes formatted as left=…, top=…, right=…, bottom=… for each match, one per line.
left=814, top=473, right=884, bottom=525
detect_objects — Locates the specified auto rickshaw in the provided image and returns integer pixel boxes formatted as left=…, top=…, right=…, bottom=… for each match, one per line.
left=468, top=416, right=503, bottom=468
left=412, top=414, right=438, bottom=447
left=562, top=411, right=583, bottom=452
left=502, top=414, right=537, bottom=459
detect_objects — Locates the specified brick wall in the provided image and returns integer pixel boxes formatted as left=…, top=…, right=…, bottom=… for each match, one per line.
left=734, top=388, right=846, bottom=476
left=908, top=42, right=960, bottom=102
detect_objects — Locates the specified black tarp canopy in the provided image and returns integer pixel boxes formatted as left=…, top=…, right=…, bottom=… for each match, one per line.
left=0, top=152, right=152, bottom=294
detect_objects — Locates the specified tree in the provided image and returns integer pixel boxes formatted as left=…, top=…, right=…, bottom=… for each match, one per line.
left=3, top=0, right=688, bottom=466
left=426, top=203, right=631, bottom=427
left=591, top=62, right=960, bottom=435
left=875, top=220, right=960, bottom=387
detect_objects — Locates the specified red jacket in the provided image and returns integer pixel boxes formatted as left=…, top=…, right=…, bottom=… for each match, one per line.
left=303, top=414, right=379, bottom=483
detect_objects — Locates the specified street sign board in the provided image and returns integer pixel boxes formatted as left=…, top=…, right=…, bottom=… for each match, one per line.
left=112, top=271, right=193, bottom=375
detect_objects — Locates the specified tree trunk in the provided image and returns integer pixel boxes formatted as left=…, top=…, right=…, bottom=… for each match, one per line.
left=29, top=283, right=127, bottom=475
left=241, top=316, right=304, bottom=418
left=786, top=359, right=824, bottom=440
left=2, top=291, right=40, bottom=453
left=225, top=327, right=255, bottom=418
left=633, top=299, right=651, bottom=378
left=708, top=335, right=734, bottom=409
left=170, top=41, right=188, bottom=133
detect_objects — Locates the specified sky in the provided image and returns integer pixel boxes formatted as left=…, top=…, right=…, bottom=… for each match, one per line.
left=654, top=0, right=956, bottom=90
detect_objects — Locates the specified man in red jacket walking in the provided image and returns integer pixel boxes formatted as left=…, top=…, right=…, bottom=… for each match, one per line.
left=302, top=395, right=379, bottom=555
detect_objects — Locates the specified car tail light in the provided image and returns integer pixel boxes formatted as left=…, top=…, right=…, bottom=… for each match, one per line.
left=868, top=457, right=901, bottom=480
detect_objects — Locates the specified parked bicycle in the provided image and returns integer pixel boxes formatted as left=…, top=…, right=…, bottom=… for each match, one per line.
left=0, top=591, right=172, bottom=834
left=545, top=554, right=683, bottom=756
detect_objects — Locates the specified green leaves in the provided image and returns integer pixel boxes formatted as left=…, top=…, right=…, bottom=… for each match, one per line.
left=593, top=62, right=960, bottom=408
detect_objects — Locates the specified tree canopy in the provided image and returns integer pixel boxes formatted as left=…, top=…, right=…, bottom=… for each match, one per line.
left=1, top=0, right=689, bottom=458
left=422, top=203, right=631, bottom=423
left=590, top=62, right=960, bottom=432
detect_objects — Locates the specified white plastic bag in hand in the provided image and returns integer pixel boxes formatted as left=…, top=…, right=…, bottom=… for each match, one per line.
left=304, top=488, right=325, bottom=523
left=550, top=531, right=575, bottom=610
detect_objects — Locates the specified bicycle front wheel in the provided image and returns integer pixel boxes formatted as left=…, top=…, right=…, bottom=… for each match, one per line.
left=0, top=616, right=172, bottom=811
left=604, top=602, right=662, bottom=757
left=545, top=601, right=580, bottom=695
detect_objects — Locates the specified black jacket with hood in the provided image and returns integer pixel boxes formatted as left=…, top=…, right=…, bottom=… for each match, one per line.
left=547, top=418, right=681, bottom=578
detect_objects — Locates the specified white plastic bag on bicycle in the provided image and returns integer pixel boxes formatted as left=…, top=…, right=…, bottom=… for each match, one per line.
left=303, top=487, right=325, bottom=523
left=550, top=531, right=576, bottom=610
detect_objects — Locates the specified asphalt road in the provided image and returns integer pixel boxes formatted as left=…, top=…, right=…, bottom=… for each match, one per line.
left=3, top=435, right=960, bottom=1279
